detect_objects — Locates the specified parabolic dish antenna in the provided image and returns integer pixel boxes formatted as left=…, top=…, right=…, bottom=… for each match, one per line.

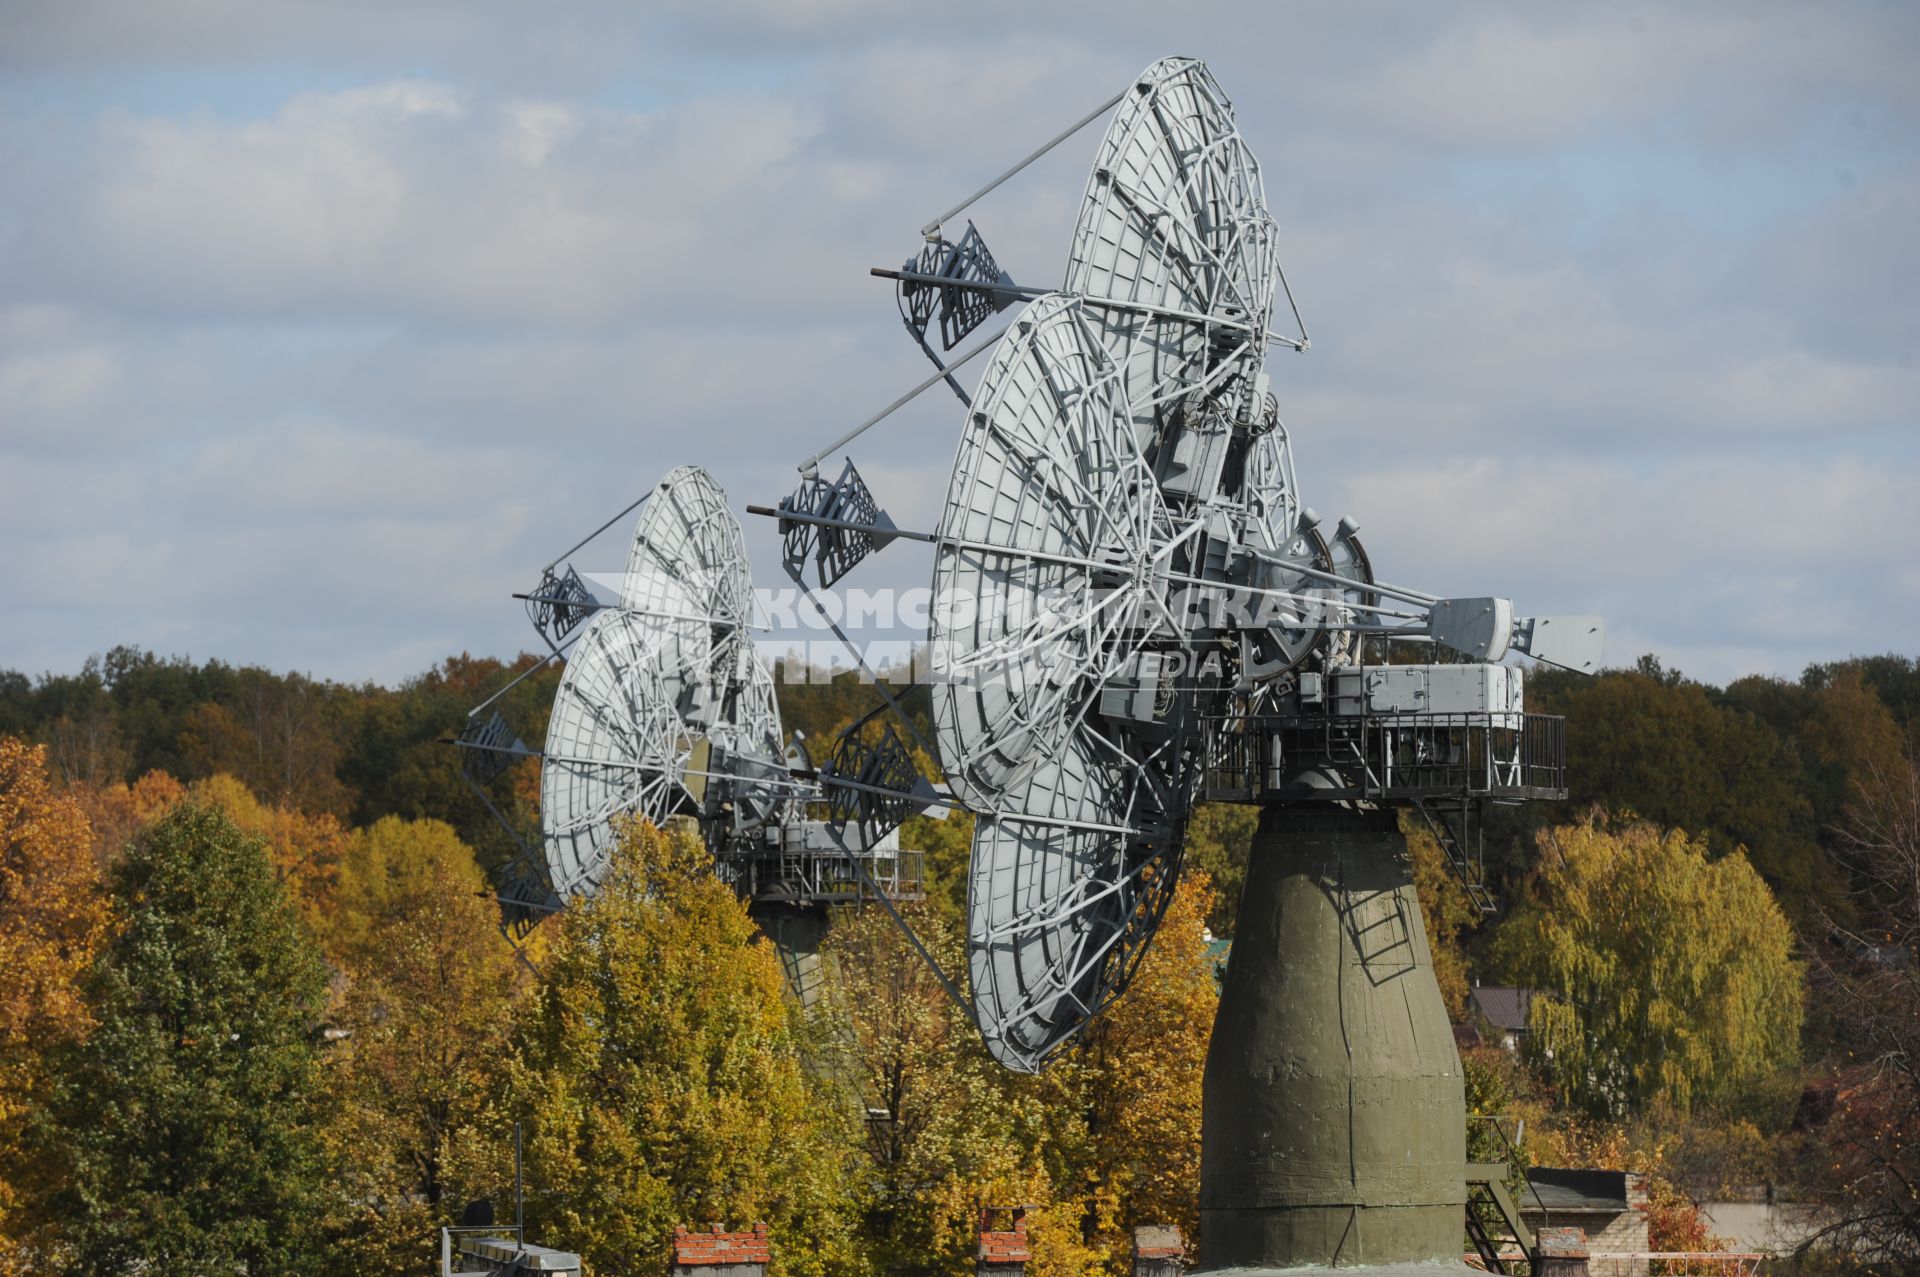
left=541, top=607, right=699, bottom=896
left=966, top=741, right=1183, bottom=1072
left=759, top=53, right=1604, bottom=1074
left=930, top=292, right=1178, bottom=801
left=929, top=292, right=1209, bottom=1070
left=541, top=466, right=768, bottom=896
left=463, top=463, right=933, bottom=956
left=1064, top=56, right=1281, bottom=438
left=938, top=60, right=1294, bottom=1067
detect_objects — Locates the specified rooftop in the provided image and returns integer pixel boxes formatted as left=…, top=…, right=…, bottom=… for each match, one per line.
left=1469, top=985, right=1533, bottom=1033
left=1524, top=1168, right=1634, bottom=1214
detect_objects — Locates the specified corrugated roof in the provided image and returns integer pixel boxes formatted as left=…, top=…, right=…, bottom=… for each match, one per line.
left=1469, top=985, right=1533, bottom=1032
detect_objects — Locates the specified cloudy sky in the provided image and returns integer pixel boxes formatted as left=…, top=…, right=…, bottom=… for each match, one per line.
left=3, top=1, right=1915, bottom=688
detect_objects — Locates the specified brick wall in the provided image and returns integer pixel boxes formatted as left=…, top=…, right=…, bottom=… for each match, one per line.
left=1132, top=1224, right=1184, bottom=1277
left=978, top=1206, right=1030, bottom=1277
left=671, top=1222, right=770, bottom=1277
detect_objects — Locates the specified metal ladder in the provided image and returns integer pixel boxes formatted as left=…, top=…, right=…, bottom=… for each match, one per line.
left=1413, top=799, right=1498, bottom=915
left=1464, top=1162, right=1536, bottom=1274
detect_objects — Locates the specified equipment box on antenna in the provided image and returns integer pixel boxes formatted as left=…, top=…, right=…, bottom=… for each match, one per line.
left=1327, top=663, right=1523, bottom=725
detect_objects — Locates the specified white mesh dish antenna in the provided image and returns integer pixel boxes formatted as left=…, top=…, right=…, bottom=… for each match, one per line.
left=541, top=466, right=777, bottom=897
left=764, top=53, right=1604, bottom=1070
left=935, top=60, right=1296, bottom=1069
left=931, top=293, right=1177, bottom=801
left=930, top=294, right=1198, bottom=1069
left=965, top=741, right=1184, bottom=1070
left=1065, top=59, right=1280, bottom=434
left=1066, top=57, right=1303, bottom=552
left=467, top=463, right=932, bottom=946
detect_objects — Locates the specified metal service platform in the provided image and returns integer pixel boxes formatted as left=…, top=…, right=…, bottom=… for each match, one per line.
left=1198, top=711, right=1568, bottom=806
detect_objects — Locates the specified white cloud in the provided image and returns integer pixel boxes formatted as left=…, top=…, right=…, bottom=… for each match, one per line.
left=1326, top=453, right=1919, bottom=678
left=10, top=81, right=853, bottom=327
left=0, top=5, right=1915, bottom=687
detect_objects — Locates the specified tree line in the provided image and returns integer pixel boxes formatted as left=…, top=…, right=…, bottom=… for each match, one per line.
left=0, top=645, right=1915, bottom=1272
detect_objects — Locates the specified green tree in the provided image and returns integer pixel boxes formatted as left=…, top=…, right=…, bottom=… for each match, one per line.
left=1525, top=664, right=1831, bottom=922
left=323, top=818, right=523, bottom=1272
left=498, top=823, right=863, bottom=1277
left=1803, top=653, right=1920, bottom=733
left=189, top=773, right=351, bottom=938
left=902, top=805, right=974, bottom=921
left=1494, top=818, right=1803, bottom=1121
left=1184, top=804, right=1256, bottom=937
left=53, top=802, right=333, bottom=1274
left=178, top=668, right=355, bottom=817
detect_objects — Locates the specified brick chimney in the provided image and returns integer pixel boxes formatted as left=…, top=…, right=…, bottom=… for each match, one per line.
left=1132, top=1224, right=1184, bottom=1277
left=671, top=1222, right=770, bottom=1277
left=1534, top=1225, right=1590, bottom=1277
left=977, top=1206, right=1030, bottom=1277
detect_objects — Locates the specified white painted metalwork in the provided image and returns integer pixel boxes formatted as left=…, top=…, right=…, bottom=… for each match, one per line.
left=765, top=54, right=1607, bottom=1069
left=459, top=463, right=930, bottom=941
left=541, top=467, right=769, bottom=896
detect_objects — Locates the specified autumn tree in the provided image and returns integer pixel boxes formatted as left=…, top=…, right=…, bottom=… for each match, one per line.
left=495, top=823, right=862, bottom=1277
left=322, top=817, right=524, bottom=1272
left=0, top=738, right=111, bottom=1267
left=1797, top=669, right=1909, bottom=837
left=1494, top=818, right=1803, bottom=1121
left=818, top=870, right=1221, bottom=1277
left=1405, top=813, right=1478, bottom=1020
left=67, top=769, right=186, bottom=866
left=179, top=667, right=354, bottom=817
left=903, top=806, right=974, bottom=920
left=1526, top=663, right=1831, bottom=921
left=52, top=803, right=333, bottom=1273
left=816, top=902, right=1027, bottom=1273
left=1798, top=748, right=1920, bottom=1267
left=190, top=773, right=351, bottom=934
left=1073, top=869, right=1219, bottom=1257
left=1184, top=804, right=1257, bottom=936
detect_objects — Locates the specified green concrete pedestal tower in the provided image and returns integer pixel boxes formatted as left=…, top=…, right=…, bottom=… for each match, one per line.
left=1198, top=804, right=1467, bottom=1269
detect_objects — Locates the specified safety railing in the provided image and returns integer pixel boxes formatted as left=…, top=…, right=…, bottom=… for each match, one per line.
left=1199, top=712, right=1567, bottom=804
left=732, top=846, right=925, bottom=905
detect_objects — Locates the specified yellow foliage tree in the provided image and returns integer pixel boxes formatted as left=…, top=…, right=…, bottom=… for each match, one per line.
left=818, top=870, right=1220, bottom=1276
left=495, top=823, right=863, bottom=1277
left=189, top=773, right=351, bottom=934
left=816, top=901, right=1052, bottom=1274
left=323, top=814, right=486, bottom=965
left=1404, top=814, right=1478, bottom=1020
left=0, top=737, right=111, bottom=1267
left=1074, top=869, right=1219, bottom=1258
left=323, top=817, right=525, bottom=1273
left=1495, top=818, right=1803, bottom=1120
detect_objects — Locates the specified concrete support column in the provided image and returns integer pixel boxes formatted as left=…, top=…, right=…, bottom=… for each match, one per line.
left=751, top=903, right=829, bottom=1007
left=1198, top=804, right=1467, bottom=1269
